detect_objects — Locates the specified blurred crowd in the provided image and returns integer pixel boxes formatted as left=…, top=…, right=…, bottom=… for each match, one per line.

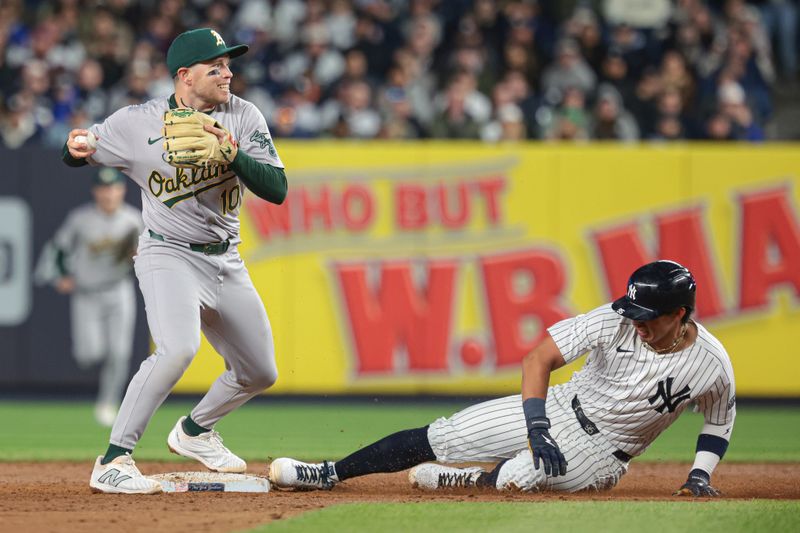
left=1, top=0, right=798, bottom=148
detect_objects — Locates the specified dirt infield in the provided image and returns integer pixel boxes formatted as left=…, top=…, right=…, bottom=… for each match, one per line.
left=1, top=462, right=798, bottom=533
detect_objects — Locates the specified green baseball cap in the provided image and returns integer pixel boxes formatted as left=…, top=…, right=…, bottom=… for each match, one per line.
left=167, top=28, right=249, bottom=76
left=94, top=168, right=125, bottom=186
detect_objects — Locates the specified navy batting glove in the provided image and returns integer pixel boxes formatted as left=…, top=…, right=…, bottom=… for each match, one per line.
left=674, top=469, right=720, bottom=497
left=527, top=418, right=568, bottom=477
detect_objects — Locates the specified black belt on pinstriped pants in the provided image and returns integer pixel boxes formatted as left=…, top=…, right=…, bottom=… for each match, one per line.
left=571, top=395, right=633, bottom=463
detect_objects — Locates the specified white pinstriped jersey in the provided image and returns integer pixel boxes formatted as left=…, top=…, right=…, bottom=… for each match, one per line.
left=547, top=304, right=736, bottom=457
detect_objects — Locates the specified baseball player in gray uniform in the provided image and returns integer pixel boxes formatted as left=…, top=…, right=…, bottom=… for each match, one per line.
left=50, top=168, right=143, bottom=427
left=270, top=260, right=735, bottom=497
left=62, top=28, right=288, bottom=494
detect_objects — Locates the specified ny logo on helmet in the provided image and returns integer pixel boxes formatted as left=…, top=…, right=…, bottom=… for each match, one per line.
left=211, top=30, right=225, bottom=47
left=627, top=284, right=637, bottom=300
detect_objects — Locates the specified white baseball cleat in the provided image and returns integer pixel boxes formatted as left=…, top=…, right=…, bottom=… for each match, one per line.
left=167, top=416, right=246, bottom=473
left=89, top=454, right=163, bottom=494
left=269, top=458, right=337, bottom=490
left=408, top=464, right=485, bottom=490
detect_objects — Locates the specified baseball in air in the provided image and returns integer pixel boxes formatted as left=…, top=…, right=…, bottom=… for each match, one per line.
left=74, top=131, right=97, bottom=149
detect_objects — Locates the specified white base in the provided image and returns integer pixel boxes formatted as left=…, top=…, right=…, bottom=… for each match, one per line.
left=148, top=472, right=271, bottom=493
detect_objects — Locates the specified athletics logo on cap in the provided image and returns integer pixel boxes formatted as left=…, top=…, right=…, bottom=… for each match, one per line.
left=210, top=29, right=225, bottom=47
left=166, top=28, right=249, bottom=77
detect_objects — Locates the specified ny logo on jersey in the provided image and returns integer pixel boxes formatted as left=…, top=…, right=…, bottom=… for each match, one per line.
left=648, top=377, right=691, bottom=413
left=627, top=284, right=637, bottom=300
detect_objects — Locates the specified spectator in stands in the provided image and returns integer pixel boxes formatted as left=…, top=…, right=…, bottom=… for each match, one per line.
left=335, top=47, right=379, bottom=96
left=501, top=70, right=538, bottom=138
left=629, top=66, right=663, bottom=137
left=479, top=101, right=526, bottom=142
left=652, top=114, right=687, bottom=140
left=722, top=24, right=774, bottom=121
left=482, top=80, right=524, bottom=142
left=590, top=85, right=640, bottom=141
left=704, top=111, right=736, bottom=140
left=541, top=39, right=597, bottom=101
left=652, top=86, right=693, bottom=139
left=755, top=0, right=798, bottom=81
left=86, top=8, right=133, bottom=90
left=660, top=50, right=696, bottom=112
left=565, top=7, right=607, bottom=77
left=2, top=60, right=54, bottom=148
left=326, top=0, right=358, bottom=51
left=351, top=9, right=401, bottom=79
left=502, top=41, right=540, bottom=91
left=281, top=22, right=346, bottom=90
left=607, top=23, right=649, bottom=78
left=675, top=2, right=729, bottom=79
left=604, top=0, right=672, bottom=31
left=327, top=79, right=382, bottom=138
left=392, top=46, right=436, bottom=128
left=379, top=86, right=426, bottom=139
left=505, top=0, right=554, bottom=63
left=0, top=0, right=790, bottom=144
left=542, top=86, right=590, bottom=141
left=430, top=72, right=487, bottom=139
left=716, top=79, right=765, bottom=140
left=1, top=92, right=39, bottom=148
left=106, top=62, right=155, bottom=114
left=272, top=76, right=322, bottom=139
left=600, top=49, right=637, bottom=105
left=74, top=59, right=109, bottom=124
left=473, top=0, right=508, bottom=67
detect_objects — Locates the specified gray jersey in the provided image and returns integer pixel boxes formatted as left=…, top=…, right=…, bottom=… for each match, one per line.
left=53, top=204, right=143, bottom=291
left=87, top=95, right=283, bottom=244
left=547, top=304, right=736, bottom=457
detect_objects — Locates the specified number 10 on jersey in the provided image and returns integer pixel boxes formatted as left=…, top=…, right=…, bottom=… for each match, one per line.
left=220, top=184, right=241, bottom=215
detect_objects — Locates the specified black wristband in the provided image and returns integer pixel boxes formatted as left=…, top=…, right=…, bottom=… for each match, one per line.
left=62, top=142, right=88, bottom=167
left=688, top=468, right=710, bottom=484
left=523, top=398, right=549, bottom=431
left=696, top=433, right=729, bottom=458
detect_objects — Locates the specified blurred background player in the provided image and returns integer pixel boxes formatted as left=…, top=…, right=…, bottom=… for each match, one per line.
left=47, top=168, right=143, bottom=426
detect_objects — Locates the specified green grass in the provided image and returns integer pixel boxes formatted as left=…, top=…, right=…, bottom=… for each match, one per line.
left=250, top=501, right=800, bottom=533
left=0, top=400, right=798, bottom=462
left=0, top=400, right=468, bottom=461
left=3, top=401, right=797, bottom=533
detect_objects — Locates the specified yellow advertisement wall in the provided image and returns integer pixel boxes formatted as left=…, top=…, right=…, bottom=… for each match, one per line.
left=175, top=144, right=800, bottom=397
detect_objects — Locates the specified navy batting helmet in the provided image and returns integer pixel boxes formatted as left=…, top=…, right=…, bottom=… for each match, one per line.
left=611, top=260, right=696, bottom=321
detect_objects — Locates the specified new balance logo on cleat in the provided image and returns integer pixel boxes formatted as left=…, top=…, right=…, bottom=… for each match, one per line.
left=97, top=468, right=132, bottom=487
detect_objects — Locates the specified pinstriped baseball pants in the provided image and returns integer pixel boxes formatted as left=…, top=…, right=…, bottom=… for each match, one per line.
left=427, top=391, right=628, bottom=492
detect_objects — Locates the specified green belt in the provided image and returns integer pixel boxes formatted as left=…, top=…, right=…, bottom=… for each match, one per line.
left=148, top=229, right=230, bottom=255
